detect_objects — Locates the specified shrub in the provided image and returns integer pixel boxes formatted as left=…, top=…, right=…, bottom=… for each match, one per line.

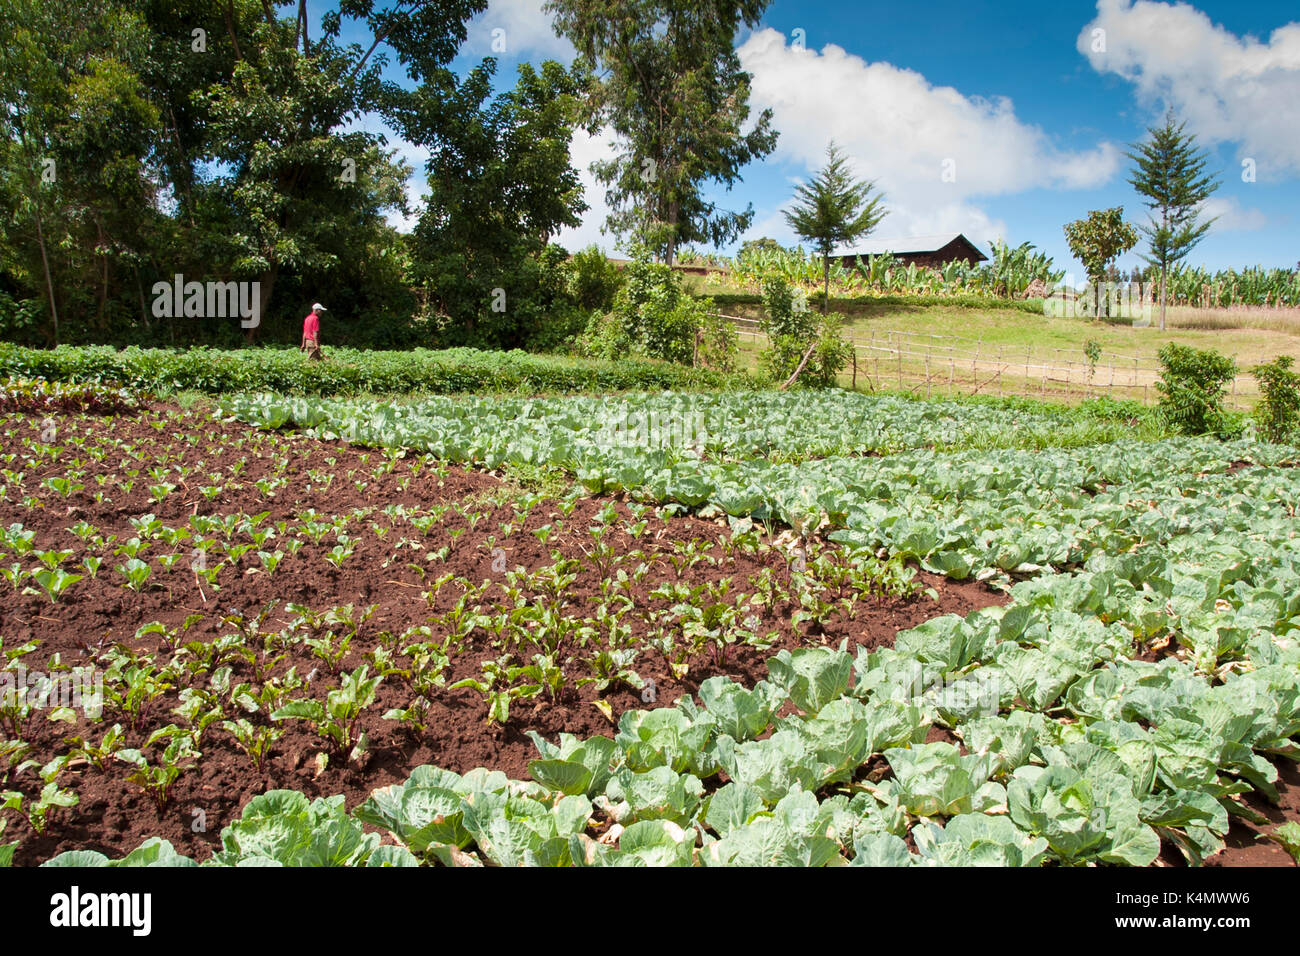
left=758, top=276, right=824, bottom=384
left=1155, top=343, right=1238, bottom=436
left=696, top=312, right=739, bottom=373
left=577, top=311, right=634, bottom=362
left=567, top=246, right=625, bottom=312
left=754, top=274, right=852, bottom=387
left=0, top=293, right=45, bottom=347
left=1252, top=355, right=1300, bottom=444
left=804, top=313, right=854, bottom=388
left=601, top=249, right=700, bottom=364
left=1084, top=340, right=1102, bottom=380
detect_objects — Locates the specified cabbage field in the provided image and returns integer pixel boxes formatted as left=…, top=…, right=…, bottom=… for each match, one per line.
left=2, top=384, right=1298, bottom=867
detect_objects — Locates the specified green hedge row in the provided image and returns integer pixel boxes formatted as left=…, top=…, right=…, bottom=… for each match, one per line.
left=705, top=292, right=1048, bottom=315
left=0, top=344, right=747, bottom=397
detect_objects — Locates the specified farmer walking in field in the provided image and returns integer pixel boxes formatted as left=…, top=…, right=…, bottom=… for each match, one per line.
left=301, top=302, right=326, bottom=360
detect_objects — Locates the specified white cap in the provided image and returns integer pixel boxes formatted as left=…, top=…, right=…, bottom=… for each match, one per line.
left=312, top=302, right=327, bottom=311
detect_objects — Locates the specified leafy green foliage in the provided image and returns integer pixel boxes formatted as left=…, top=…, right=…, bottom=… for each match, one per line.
left=1251, top=355, right=1300, bottom=444
left=566, top=245, right=625, bottom=312
left=271, top=666, right=382, bottom=755
left=583, top=249, right=712, bottom=365
left=210, top=791, right=383, bottom=867
left=1156, top=344, right=1238, bottom=437
left=757, top=276, right=815, bottom=382
left=1007, top=759, right=1160, bottom=866
left=1064, top=207, right=1140, bottom=283
left=0, top=343, right=740, bottom=396
left=397, top=59, right=590, bottom=351
left=1270, top=821, right=1300, bottom=864
left=755, top=277, right=849, bottom=387
left=695, top=311, right=739, bottom=374
left=21, top=361, right=1300, bottom=869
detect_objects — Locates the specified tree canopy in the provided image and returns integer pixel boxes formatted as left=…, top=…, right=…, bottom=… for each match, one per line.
left=0, top=0, right=594, bottom=349
left=1064, top=206, right=1139, bottom=317
left=545, top=0, right=778, bottom=265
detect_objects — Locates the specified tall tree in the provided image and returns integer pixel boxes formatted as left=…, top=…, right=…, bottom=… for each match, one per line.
left=390, top=58, right=589, bottom=348
left=0, top=0, right=161, bottom=344
left=545, top=0, right=778, bottom=265
left=197, top=12, right=410, bottom=341
left=1063, top=206, right=1138, bottom=319
left=783, top=141, right=886, bottom=313
left=1126, top=109, right=1220, bottom=330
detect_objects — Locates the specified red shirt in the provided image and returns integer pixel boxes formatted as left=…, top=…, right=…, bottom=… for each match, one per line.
left=303, top=312, right=320, bottom=340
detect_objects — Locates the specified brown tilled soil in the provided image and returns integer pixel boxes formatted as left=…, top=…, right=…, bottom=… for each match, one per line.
left=0, top=406, right=1002, bottom=864
left=1204, top=759, right=1300, bottom=867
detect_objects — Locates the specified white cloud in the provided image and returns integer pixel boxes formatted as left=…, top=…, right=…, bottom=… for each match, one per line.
left=553, top=126, right=620, bottom=253
left=1080, top=0, right=1300, bottom=176
left=736, top=28, right=1119, bottom=250
left=1196, top=196, right=1270, bottom=232
left=887, top=203, right=1008, bottom=246
left=462, top=0, right=575, bottom=60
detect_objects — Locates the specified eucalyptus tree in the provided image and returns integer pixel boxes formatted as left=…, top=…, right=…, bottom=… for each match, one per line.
left=546, top=0, right=778, bottom=265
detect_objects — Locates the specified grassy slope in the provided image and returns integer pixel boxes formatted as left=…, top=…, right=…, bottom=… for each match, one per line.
left=710, top=293, right=1300, bottom=406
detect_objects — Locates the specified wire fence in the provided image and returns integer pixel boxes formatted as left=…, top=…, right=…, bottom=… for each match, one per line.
left=716, top=314, right=1257, bottom=407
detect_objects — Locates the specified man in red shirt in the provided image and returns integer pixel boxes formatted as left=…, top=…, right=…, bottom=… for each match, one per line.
left=301, top=302, right=325, bottom=360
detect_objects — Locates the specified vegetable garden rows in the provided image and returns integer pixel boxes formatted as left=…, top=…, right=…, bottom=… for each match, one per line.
left=2, top=382, right=1298, bottom=866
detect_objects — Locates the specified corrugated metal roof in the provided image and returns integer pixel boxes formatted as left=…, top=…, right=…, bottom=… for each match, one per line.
left=839, top=233, right=983, bottom=257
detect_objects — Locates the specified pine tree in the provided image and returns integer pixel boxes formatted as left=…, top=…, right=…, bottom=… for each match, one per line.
left=1126, top=109, right=1221, bottom=330
left=783, top=142, right=887, bottom=313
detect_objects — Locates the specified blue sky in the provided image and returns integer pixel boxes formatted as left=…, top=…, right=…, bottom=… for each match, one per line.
left=341, top=0, right=1300, bottom=279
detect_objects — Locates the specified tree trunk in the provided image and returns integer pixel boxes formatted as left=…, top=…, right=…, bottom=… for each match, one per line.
left=1159, top=266, right=1167, bottom=331
left=822, top=255, right=830, bottom=315
left=780, top=341, right=818, bottom=390
left=250, top=262, right=277, bottom=345
left=664, top=198, right=679, bottom=267
left=1159, top=205, right=1169, bottom=331
left=32, top=205, right=59, bottom=346
left=135, top=268, right=150, bottom=330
